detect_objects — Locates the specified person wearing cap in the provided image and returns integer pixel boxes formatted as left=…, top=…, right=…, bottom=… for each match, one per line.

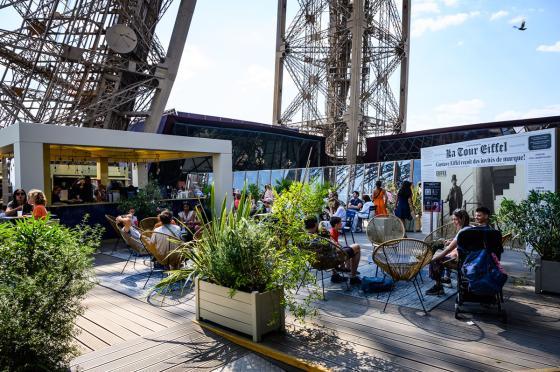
left=445, top=174, right=463, bottom=216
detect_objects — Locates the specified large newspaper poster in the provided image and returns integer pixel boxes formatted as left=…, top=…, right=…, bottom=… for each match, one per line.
left=421, top=128, right=556, bottom=233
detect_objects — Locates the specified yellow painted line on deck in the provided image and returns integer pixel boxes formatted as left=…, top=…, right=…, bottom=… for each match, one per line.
left=194, top=320, right=330, bottom=372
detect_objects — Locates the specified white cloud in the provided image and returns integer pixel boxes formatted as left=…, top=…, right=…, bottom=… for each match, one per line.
left=434, top=98, right=485, bottom=125
left=509, top=15, right=525, bottom=25
left=236, top=64, right=274, bottom=92
left=412, top=11, right=480, bottom=37
left=408, top=99, right=486, bottom=131
left=537, top=41, right=560, bottom=52
left=175, top=45, right=213, bottom=81
left=495, top=104, right=560, bottom=121
left=413, top=1, right=440, bottom=15
left=442, top=0, right=458, bottom=6
left=456, top=40, right=464, bottom=46
left=490, top=10, right=509, bottom=21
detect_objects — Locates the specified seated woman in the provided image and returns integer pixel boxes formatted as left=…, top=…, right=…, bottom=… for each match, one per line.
left=425, top=209, right=470, bottom=296
left=328, top=199, right=346, bottom=227
left=28, top=189, right=48, bottom=220
left=352, top=194, right=374, bottom=232
left=116, top=211, right=142, bottom=240
left=178, top=202, right=193, bottom=223
left=5, top=189, right=33, bottom=217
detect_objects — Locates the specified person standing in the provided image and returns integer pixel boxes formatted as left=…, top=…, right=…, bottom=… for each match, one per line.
left=394, top=181, right=413, bottom=226
left=372, top=181, right=388, bottom=216
left=446, top=174, right=463, bottom=215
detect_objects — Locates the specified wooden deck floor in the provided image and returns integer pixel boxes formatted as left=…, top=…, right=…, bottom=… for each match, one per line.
left=72, top=238, right=560, bottom=371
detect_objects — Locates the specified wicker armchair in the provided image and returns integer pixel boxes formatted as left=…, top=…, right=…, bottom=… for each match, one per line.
left=105, top=214, right=125, bottom=251
left=139, top=217, right=159, bottom=232
left=424, top=222, right=457, bottom=253
left=366, top=214, right=405, bottom=247
left=140, top=230, right=185, bottom=288
left=299, top=236, right=349, bottom=299
left=373, top=238, right=433, bottom=313
left=119, top=227, right=148, bottom=274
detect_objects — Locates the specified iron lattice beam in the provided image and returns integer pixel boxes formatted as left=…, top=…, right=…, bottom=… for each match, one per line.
left=0, top=0, right=176, bottom=130
left=273, top=0, right=410, bottom=163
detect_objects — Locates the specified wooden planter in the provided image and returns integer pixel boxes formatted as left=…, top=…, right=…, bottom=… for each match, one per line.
left=195, top=278, right=285, bottom=342
left=535, top=258, right=560, bottom=295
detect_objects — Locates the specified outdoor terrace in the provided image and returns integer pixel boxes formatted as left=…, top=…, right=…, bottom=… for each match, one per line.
left=71, top=233, right=560, bottom=372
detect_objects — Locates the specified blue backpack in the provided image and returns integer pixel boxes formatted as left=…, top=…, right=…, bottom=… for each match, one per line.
left=462, top=249, right=508, bottom=295
left=361, top=276, right=394, bottom=293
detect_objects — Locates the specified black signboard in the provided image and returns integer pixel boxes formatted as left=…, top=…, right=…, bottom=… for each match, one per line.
left=423, top=181, right=442, bottom=212
left=528, top=133, right=551, bottom=151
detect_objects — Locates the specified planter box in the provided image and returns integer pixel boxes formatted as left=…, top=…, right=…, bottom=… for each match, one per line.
left=195, top=278, right=285, bottom=342
left=535, top=258, right=560, bottom=294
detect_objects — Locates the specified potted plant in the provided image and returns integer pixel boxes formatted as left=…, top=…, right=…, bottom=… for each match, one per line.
left=158, top=185, right=319, bottom=342
left=411, top=184, right=422, bottom=232
left=495, top=191, right=560, bottom=294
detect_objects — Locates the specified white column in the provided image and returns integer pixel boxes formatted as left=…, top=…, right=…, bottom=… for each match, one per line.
left=132, top=162, right=149, bottom=188
left=13, top=141, right=46, bottom=192
left=212, top=153, right=233, bottom=214
left=1, top=157, right=9, bottom=205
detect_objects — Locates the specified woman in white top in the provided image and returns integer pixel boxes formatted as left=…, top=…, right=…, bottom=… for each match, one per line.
left=178, top=202, right=194, bottom=224
left=263, top=184, right=274, bottom=203
left=352, top=195, right=374, bottom=232
left=328, top=199, right=346, bottom=227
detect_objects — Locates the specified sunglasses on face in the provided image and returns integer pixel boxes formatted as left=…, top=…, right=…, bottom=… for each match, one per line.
left=15, top=192, right=25, bottom=196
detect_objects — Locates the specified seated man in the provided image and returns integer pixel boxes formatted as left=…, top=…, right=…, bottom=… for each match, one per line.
left=150, top=210, right=182, bottom=268
left=329, top=216, right=362, bottom=285
left=116, top=211, right=141, bottom=240
left=347, top=191, right=363, bottom=211
left=304, top=215, right=347, bottom=284
left=474, top=206, right=491, bottom=227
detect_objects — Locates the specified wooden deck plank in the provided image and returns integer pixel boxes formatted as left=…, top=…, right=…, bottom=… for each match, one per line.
left=298, top=289, right=560, bottom=365
left=74, top=326, right=111, bottom=352
left=75, top=316, right=126, bottom=347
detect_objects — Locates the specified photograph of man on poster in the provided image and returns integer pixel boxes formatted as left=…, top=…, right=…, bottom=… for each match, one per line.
left=445, top=174, right=463, bottom=215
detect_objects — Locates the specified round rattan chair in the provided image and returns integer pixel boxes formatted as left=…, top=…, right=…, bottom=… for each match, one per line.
left=366, top=214, right=405, bottom=246
left=372, top=238, right=433, bottom=313
left=423, top=222, right=457, bottom=252
left=139, top=217, right=159, bottom=232
left=140, top=230, right=186, bottom=288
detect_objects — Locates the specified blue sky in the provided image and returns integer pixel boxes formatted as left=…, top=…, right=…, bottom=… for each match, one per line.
left=2, top=1, right=559, bottom=132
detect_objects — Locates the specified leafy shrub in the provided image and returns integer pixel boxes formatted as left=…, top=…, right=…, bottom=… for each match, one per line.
left=274, top=178, right=293, bottom=194
left=247, top=183, right=261, bottom=202
left=0, top=217, right=101, bottom=371
left=494, top=191, right=560, bottom=262
left=118, top=180, right=168, bottom=219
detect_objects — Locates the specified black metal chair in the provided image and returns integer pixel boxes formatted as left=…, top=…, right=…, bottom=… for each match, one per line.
left=342, top=210, right=356, bottom=245
left=455, top=227, right=507, bottom=322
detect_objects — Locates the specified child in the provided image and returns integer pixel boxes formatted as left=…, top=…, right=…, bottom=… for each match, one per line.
left=28, top=189, right=48, bottom=220
left=329, top=216, right=362, bottom=285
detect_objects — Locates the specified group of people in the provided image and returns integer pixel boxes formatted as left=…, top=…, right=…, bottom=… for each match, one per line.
left=322, top=180, right=393, bottom=233
left=233, top=184, right=275, bottom=214
left=0, top=188, right=48, bottom=220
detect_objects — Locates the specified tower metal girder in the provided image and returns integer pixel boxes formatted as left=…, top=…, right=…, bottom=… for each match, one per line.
left=0, top=0, right=182, bottom=130
left=273, top=0, right=410, bottom=164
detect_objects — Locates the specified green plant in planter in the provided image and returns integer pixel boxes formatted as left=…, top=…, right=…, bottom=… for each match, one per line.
left=0, top=217, right=102, bottom=371
left=494, top=191, right=560, bottom=262
left=411, top=185, right=422, bottom=217
left=158, top=184, right=320, bottom=322
left=118, top=180, right=168, bottom=219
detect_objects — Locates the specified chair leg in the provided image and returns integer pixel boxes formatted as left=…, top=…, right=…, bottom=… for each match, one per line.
left=414, top=276, right=425, bottom=302
left=412, top=279, right=428, bottom=314
left=383, top=283, right=394, bottom=312
left=296, top=267, right=310, bottom=294
left=144, top=261, right=154, bottom=289
left=350, top=229, right=355, bottom=244
left=121, top=251, right=133, bottom=274
left=321, top=270, right=326, bottom=300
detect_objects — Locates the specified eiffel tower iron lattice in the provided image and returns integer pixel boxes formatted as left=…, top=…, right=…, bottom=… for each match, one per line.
left=272, top=0, right=411, bottom=164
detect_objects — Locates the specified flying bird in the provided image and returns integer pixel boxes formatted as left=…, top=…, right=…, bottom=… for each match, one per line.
left=513, top=20, right=527, bottom=31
